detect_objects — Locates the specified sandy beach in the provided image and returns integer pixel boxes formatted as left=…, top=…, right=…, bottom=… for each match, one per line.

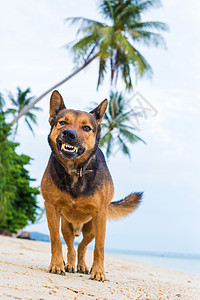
left=0, top=235, right=200, bottom=300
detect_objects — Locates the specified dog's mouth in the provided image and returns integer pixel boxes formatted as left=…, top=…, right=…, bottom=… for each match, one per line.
left=61, top=142, right=78, bottom=153
left=57, top=139, right=85, bottom=158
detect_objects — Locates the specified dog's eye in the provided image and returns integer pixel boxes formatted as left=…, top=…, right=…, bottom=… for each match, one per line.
left=83, top=126, right=91, bottom=132
left=59, top=121, right=67, bottom=126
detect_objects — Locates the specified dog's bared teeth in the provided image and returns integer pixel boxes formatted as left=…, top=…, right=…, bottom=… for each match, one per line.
left=61, top=143, right=78, bottom=153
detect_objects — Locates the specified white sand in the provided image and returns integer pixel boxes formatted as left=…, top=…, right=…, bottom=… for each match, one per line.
left=0, top=235, right=200, bottom=299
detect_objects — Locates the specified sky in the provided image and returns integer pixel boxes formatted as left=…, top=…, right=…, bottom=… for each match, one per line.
left=0, top=0, right=200, bottom=255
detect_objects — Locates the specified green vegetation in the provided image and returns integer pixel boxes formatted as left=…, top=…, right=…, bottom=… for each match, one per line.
left=100, top=91, right=145, bottom=157
left=8, top=87, right=41, bottom=135
left=0, top=93, right=40, bottom=234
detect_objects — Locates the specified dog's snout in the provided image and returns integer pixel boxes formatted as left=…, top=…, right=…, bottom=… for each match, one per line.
left=62, top=129, right=77, bottom=141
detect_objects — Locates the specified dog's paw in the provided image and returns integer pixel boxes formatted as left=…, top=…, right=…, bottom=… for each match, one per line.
left=64, top=263, right=75, bottom=273
left=77, top=262, right=89, bottom=274
left=48, top=262, right=65, bottom=275
left=90, top=267, right=106, bottom=282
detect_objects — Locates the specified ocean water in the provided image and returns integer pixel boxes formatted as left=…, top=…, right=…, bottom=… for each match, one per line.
left=106, top=249, right=200, bottom=275
left=30, top=232, right=200, bottom=275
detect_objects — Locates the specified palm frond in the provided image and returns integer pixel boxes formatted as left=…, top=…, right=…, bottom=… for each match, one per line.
left=115, top=110, right=133, bottom=123
left=118, top=51, right=133, bottom=90
left=99, top=130, right=112, bottom=147
left=26, top=112, right=37, bottom=124
left=5, top=108, right=17, bottom=116
left=65, top=17, right=105, bottom=32
left=117, top=135, right=131, bottom=158
left=100, top=130, right=113, bottom=157
left=8, top=92, right=18, bottom=107
left=71, top=34, right=99, bottom=59
left=128, top=29, right=166, bottom=48
left=31, top=106, right=42, bottom=112
left=119, top=128, right=146, bottom=144
left=118, top=33, right=153, bottom=78
left=105, top=131, right=113, bottom=157
left=97, top=58, right=107, bottom=88
left=13, top=123, right=18, bottom=137
left=99, top=0, right=114, bottom=20
left=25, top=118, right=34, bottom=135
left=131, top=21, right=169, bottom=32
left=115, top=4, right=140, bottom=24
left=137, top=0, right=162, bottom=12
left=99, top=26, right=115, bottom=57
left=118, top=123, right=138, bottom=131
left=101, top=123, right=109, bottom=129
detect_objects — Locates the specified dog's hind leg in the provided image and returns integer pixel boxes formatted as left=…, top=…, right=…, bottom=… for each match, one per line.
left=77, top=220, right=95, bottom=274
left=61, top=216, right=76, bottom=273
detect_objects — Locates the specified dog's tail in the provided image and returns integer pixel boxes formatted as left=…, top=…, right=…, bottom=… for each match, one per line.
left=107, top=192, right=143, bottom=220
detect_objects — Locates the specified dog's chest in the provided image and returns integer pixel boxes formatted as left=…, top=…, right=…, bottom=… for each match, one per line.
left=42, top=170, right=99, bottom=214
left=60, top=195, right=95, bottom=224
left=70, top=198, right=76, bottom=207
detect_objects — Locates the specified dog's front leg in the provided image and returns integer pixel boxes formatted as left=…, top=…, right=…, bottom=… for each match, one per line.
left=61, top=216, right=76, bottom=273
left=90, top=210, right=107, bottom=281
left=45, top=201, right=65, bottom=275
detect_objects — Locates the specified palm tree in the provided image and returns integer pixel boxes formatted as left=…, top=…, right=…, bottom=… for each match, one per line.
left=67, top=0, right=167, bottom=89
left=100, top=90, right=145, bottom=157
left=12, top=0, right=168, bottom=125
left=7, top=88, right=41, bottom=135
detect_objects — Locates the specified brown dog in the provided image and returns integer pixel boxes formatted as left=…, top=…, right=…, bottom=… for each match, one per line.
left=41, top=90, right=142, bottom=281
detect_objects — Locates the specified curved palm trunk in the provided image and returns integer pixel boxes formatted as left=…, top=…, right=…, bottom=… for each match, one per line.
left=11, top=54, right=99, bottom=125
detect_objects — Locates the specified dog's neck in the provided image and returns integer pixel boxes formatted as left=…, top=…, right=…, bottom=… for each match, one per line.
left=67, top=157, right=94, bottom=178
left=51, top=151, right=95, bottom=179
left=49, top=149, right=102, bottom=198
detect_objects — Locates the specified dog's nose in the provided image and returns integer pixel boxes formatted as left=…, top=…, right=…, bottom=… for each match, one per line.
left=62, top=129, right=77, bottom=141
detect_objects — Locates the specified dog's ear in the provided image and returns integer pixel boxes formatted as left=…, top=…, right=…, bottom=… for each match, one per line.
left=90, top=99, right=108, bottom=122
left=49, top=90, right=66, bottom=125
